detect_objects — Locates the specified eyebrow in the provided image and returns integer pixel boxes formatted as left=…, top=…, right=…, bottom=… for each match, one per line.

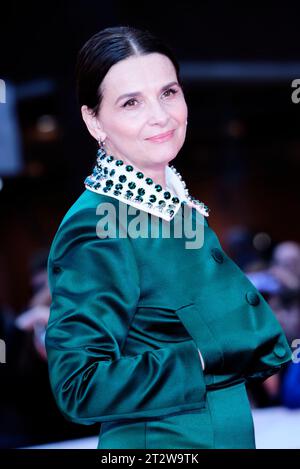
left=115, top=81, right=179, bottom=105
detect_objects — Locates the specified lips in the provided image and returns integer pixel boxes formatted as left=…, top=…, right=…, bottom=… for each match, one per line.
left=147, top=130, right=174, bottom=141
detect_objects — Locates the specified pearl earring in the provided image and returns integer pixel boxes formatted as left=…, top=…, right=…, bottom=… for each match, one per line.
left=97, top=137, right=106, bottom=150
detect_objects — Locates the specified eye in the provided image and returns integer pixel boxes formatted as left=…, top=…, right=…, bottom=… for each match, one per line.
left=122, top=98, right=138, bottom=108
left=122, top=88, right=178, bottom=108
left=162, top=88, right=178, bottom=98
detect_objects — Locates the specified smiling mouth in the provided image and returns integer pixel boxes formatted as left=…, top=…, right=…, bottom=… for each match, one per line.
left=146, top=130, right=175, bottom=140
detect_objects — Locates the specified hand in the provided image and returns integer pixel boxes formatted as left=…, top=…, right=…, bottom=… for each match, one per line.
left=15, top=305, right=50, bottom=361
left=262, top=373, right=280, bottom=398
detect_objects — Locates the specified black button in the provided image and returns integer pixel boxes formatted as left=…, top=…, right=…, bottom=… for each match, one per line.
left=52, top=265, right=62, bottom=274
left=211, top=248, right=224, bottom=263
left=245, top=291, right=260, bottom=306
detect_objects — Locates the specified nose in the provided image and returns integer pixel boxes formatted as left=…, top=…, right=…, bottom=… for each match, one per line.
left=146, top=99, right=170, bottom=126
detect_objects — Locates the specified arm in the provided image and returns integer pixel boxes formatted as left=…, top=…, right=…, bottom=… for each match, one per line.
left=45, top=209, right=206, bottom=425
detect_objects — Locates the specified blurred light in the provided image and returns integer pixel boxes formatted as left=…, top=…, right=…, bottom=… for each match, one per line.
left=0, top=80, right=23, bottom=176
left=0, top=177, right=3, bottom=191
left=246, top=270, right=281, bottom=294
left=181, top=61, right=300, bottom=82
left=36, top=115, right=57, bottom=133
left=253, top=232, right=272, bottom=251
left=16, top=79, right=56, bottom=100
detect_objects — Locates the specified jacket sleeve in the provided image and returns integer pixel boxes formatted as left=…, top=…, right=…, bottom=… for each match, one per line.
left=45, top=208, right=206, bottom=425
left=199, top=219, right=293, bottom=385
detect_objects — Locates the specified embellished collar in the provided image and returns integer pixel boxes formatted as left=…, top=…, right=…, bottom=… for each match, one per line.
left=84, top=147, right=210, bottom=222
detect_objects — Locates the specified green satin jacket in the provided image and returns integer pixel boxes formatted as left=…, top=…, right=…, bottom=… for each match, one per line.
left=45, top=153, right=292, bottom=448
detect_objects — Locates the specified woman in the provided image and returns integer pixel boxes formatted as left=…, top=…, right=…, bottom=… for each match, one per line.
left=45, top=26, right=292, bottom=449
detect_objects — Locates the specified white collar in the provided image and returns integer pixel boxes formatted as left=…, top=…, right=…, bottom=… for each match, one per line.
left=84, top=147, right=210, bottom=222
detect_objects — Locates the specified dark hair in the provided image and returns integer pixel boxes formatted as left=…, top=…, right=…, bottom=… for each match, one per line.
left=75, top=25, right=183, bottom=116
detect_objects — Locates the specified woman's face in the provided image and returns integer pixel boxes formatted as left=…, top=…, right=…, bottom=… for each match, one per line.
left=82, top=53, right=188, bottom=172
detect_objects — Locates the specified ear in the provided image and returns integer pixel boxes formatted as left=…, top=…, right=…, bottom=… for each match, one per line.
left=81, top=105, right=106, bottom=142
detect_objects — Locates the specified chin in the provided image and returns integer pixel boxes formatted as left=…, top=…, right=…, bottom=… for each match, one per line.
left=149, top=151, right=178, bottom=166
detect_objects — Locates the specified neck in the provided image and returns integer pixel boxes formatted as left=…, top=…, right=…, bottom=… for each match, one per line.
left=140, top=165, right=167, bottom=188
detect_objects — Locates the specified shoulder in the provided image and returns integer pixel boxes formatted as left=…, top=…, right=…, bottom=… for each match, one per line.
left=52, top=188, right=127, bottom=238
left=56, top=189, right=121, bottom=228
left=48, top=189, right=132, bottom=265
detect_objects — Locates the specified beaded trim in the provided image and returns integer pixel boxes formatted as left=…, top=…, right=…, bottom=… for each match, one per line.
left=84, top=148, right=210, bottom=221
